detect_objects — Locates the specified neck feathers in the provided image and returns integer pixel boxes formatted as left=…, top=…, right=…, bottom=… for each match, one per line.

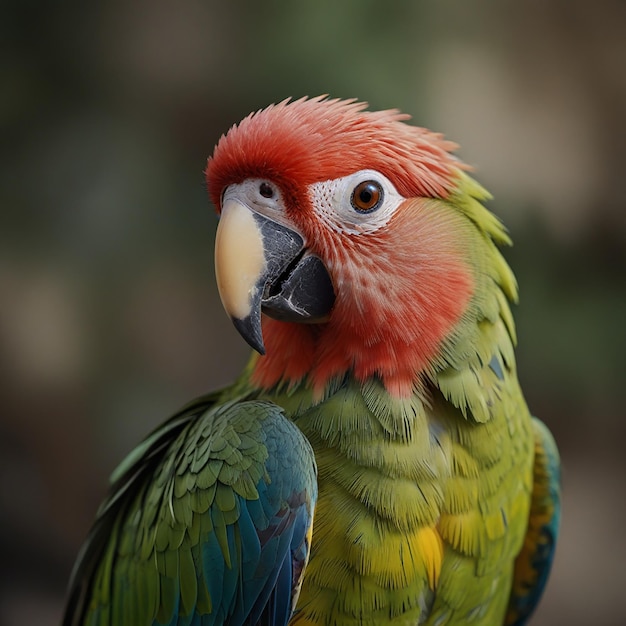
left=250, top=172, right=517, bottom=406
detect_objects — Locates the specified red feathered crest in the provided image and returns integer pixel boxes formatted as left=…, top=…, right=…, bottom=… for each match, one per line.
left=206, top=96, right=460, bottom=212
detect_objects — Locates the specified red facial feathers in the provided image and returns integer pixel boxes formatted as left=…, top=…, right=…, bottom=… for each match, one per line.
left=207, top=96, right=460, bottom=212
left=206, top=97, right=474, bottom=397
left=252, top=200, right=473, bottom=397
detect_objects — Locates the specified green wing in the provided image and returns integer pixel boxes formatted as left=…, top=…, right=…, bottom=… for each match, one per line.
left=505, top=417, right=561, bottom=626
left=63, top=392, right=317, bottom=626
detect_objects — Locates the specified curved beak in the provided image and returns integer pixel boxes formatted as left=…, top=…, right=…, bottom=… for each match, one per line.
left=215, top=198, right=335, bottom=354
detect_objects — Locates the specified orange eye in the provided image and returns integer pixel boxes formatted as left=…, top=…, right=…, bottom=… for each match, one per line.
left=351, top=180, right=383, bottom=213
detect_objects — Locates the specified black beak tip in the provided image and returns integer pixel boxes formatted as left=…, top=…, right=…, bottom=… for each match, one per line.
left=232, top=315, right=266, bottom=355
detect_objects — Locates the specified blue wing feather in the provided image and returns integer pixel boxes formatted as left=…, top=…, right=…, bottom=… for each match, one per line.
left=506, top=418, right=560, bottom=626
left=62, top=394, right=317, bottom=626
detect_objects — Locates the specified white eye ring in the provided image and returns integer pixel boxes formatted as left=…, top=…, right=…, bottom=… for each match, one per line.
left=309, top=169, right=404, bottom=235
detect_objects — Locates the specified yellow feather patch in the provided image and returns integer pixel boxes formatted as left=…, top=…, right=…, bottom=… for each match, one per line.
left=416, top=526, right=444, bottom=589
left=344, top=523, right=444, bottom=590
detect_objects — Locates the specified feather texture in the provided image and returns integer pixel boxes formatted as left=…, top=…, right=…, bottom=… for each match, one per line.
left=63, top=393, right=316, bottom=626
left=64, top=97, right=559, bottom=626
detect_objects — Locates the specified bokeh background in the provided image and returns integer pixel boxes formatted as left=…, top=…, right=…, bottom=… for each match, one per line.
left=2, top=1, right=625, bottom=624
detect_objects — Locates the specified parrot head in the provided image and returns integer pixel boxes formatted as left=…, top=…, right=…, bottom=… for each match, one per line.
left=206, top=97, right=516, bottom=397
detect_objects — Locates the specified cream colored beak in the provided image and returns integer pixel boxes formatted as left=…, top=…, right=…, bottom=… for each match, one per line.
left=215, top=198, right=267, bottom=322
left=214, top=197, right=335, bottom=354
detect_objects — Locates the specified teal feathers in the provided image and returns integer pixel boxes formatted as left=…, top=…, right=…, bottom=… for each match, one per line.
left=63, top=393, right=316, bottom=626
left=505, top=419, right=561, bottom=626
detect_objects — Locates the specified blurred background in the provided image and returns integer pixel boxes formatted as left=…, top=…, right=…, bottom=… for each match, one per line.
left=1, top=1, right=625, bottom=624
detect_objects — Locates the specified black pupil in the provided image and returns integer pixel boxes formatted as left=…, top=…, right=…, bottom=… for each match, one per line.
left=359, top=187, right=374, bottom=204
left=260, top=182, right=274, bottom=198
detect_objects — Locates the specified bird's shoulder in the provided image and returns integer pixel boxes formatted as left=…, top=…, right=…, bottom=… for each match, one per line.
left=63, top=386, right=317, bottom=626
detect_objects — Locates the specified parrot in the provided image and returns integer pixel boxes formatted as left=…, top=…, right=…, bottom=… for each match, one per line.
left=62, top=96, right=560, bottom=626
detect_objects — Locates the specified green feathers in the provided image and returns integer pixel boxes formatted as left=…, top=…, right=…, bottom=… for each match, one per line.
left=64, top=395, right=317, bottom=626
left=63, top=98, right=560, bottom=626
left=435, top=171, right=519, bottom=424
